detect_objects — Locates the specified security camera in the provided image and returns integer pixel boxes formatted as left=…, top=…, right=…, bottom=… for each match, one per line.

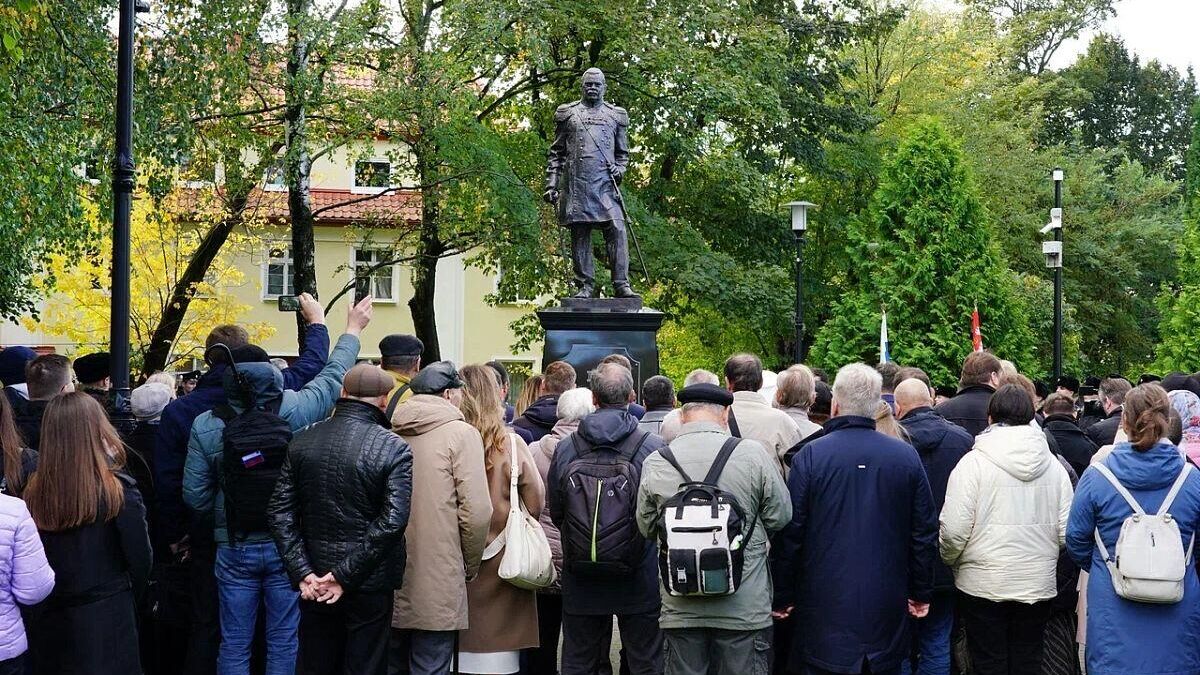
left=1043, top=241, right=1062, bottom=268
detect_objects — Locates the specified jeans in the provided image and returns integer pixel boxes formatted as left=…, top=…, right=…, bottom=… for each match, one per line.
left=215, top=541, right=299, bottom=675
left=560, top=610, right=663, bottom=675
left=388, top=629, right=457, bottom=675
left=298, top=592, right=393, bottom=675
left=663, top=627, right=771, bottom=675
left=900, top=591, right=954, bottom=675
left=956, top=592, right=1051, bottom=675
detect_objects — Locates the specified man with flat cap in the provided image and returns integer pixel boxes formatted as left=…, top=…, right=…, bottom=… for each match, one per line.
left=379, top=334, right=424, bottom=419
left=388, top=360, right=491, bottom=674
left=269, top=363, right=413, bottom=675
left=636, top=382, right=791, bottom=675
left=73, top=351, right=112, bottom=406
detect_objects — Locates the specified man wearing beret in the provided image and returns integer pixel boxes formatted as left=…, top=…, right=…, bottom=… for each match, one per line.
left=636, top=383, right=791, bottom=675
left=379, top=334, right=423, bottom=420
left=269, top=363, right=413, bottom=675
left=73, top=351, right=112, bottom=407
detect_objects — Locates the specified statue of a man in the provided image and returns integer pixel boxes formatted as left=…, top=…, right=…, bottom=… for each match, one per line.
left=544, top=68, right=637, bottom=299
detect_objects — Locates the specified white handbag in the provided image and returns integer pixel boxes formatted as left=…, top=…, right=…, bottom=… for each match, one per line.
left=481, top=434, right=556, bottom=590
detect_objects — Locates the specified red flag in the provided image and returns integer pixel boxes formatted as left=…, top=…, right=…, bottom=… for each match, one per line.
left=971, top=305, right=983, bottom=352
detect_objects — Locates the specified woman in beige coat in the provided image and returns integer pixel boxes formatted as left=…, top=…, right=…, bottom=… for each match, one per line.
left=457, top=365, right=543, bottom=674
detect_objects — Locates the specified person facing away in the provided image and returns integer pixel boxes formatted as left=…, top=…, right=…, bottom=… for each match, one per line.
left=22, top=392, right=152, bottom=675
left=72, top=351, right=111, bottom=407
left=267, top=363, right=413, bottom=675
left=1066, top=384, right=1200, bottom=675
left=659, top=369, right=720, bottom=443
left=774, top=365, right=823, bottom=441
left=598, top=354, right=647, bottom=419
left=379, top=333, right=423, bottom=416
left=456, top=364, right=544, bottom=674
left=547, top=362, right=667, bottom=675
left=635, top=383, right=791, bottom=675
left=183, top=296, right=372, bottom=675
left=14, top=354, right=74, bottom=451
left=1168, top=389, right=1200, bottom=468
left=893, top=378, right=973, bottom=675
left=724, top=353, right=802, bottom=478
left=934, top=351, right=1003, bottom=438
left=0, top=492, right=54, bottom=675
left=1041, top=392, right=1100, bottom=476
left=939, top=384, right=1073, bottom=675
left=1086, top=377, right=1132, bottom=448
left=388, top=360, right=492, bottom=675
left=527, top=387, right=595, bottom=674
left=773, top=363, right=938, bottom=675
left=877, top=361, right=901, bottom=413
left=485, top=362, right=534, bottom=445
left=0, top=392, right=35, bottom=498
left=638, top=375, right=675, bottom=435
left=514, top=361, right=577, bottom=442
left=0, top=347, right=37, bottom=414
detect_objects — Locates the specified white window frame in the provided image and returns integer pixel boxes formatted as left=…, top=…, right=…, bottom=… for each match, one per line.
left=493, top=264, right=536, bottom=305
left=263, top=159, right=287, bottom=192
left=351, top=158, right=392, bottom=194
left=261, top=244, right=295, bottom=300
left=177, top=151, right=216, bottom=188
left=351, top=247, right=398, bottom=303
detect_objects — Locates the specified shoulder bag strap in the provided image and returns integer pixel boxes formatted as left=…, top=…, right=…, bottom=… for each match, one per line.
left=657, top=447, right=694, bottom=484
left=702, top=437, right=743, bottom=486
left=508, top=433, right=521, bottom=515
left=384, top=384, right=411, bottom=423
left=728, top=408, right=742, bottom=439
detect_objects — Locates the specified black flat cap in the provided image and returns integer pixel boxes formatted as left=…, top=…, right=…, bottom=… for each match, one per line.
left=410, top=360, right=464, bottom=394
left=677, top=383, right=734, bottom=407
left=182, top=370, right=202, bottom=381
left=72, top=352, right=110, bottom=384
left=1056, top=376, right=1079, bottom=393
left=379, top=334, right=424, bottom=358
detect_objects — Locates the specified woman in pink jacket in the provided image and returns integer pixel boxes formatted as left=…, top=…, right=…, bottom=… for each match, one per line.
left=0, top=492, right=54, bottom=673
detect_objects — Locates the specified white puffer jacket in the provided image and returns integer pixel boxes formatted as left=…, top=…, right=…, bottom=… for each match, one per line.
left=939, top=423, right=1073, bottom=603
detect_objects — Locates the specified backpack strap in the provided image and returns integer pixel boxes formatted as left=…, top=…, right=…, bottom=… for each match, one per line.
left=1093, top=463, right=1147, bottom=516
left=1157, top=463, right=1194, bottom=516
left=701, top=437, right=743, bottom=486
left=213, top=404, right=237, bottom=424
left=657, top=447, right=694, bottom=484
left=384, top=384, right=411, bottom=423
left=1092, top=463, right=1196, bottom=565
left=728, top=409, right=742, bottom=439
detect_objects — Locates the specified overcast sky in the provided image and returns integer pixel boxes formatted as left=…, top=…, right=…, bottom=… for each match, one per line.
left=1051, top=0, right=1198, bottom=72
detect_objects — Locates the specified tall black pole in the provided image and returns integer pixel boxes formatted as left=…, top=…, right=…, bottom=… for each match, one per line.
left=110, top=0, right=137, bottom=430
left=1053, top=168, right=1063, bottom=382
left=794, top=231, right=805, bottom=364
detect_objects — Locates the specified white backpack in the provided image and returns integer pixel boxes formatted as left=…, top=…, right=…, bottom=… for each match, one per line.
left=1093, top=462, right=1194, bottom=604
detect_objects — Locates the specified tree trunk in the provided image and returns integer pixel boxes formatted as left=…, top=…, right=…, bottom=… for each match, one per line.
left=139, top=191, right=249, bottom=380
left=408, top=144, right=445, bottom=364
left=285, top=0, right=317, bottom=350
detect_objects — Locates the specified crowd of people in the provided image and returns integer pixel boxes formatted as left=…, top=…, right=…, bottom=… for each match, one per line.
left=2, top=293, right=1200, bottom=675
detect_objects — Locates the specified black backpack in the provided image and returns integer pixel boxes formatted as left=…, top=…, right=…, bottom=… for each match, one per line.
left=559, top=430, right=651, bottom=576
left=214, top=402, right=292, bottom=539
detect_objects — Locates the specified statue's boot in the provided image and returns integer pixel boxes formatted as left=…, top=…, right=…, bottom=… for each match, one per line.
left=572, top=286, right=595, bottom=299
left=613, top=283, right=639, bottom=299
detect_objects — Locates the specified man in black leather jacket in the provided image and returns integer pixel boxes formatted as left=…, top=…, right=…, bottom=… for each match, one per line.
left=268, top=363, right=413, bottom=675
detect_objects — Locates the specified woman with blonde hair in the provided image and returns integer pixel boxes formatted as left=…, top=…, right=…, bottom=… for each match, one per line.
left=874, top=400, right=910, bottom=443
left=22, top=392, right=152, bottom=675
left=515, top=375, right=543, bottom=417
left=775, top=365, right=822, bottom=440
left=457, top=364, right=543, bottom=674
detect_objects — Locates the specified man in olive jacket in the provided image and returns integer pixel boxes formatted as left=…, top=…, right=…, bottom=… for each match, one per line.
left=636, top=383, right=792, bottom=675
left=268, top=364, right=413, bottom=675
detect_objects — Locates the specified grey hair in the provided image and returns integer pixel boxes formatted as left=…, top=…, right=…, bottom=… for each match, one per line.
left=680, top=402, right=725, bottom=420
left=683, top=369, right=719, bottom=387
left=833, top=363, right=883, bottom=418
left=145, top=372, right=176, bottom=389
left=556, top=387, right=596, bottom=423
left=589, top=362, right=634, bottom=407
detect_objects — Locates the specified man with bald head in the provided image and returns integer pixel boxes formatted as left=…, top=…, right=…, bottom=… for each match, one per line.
left=895, top=378, right=973, bottom=675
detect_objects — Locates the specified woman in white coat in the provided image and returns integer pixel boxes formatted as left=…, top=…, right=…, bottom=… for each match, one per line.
left=940, top=384, right=1074, bottom=675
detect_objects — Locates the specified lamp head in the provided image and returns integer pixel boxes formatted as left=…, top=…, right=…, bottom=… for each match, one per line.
left=784, top=201, right=816, bottom=232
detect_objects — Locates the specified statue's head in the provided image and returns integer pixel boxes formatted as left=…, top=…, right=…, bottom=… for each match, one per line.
left=581, top=68, right=606, bottom=104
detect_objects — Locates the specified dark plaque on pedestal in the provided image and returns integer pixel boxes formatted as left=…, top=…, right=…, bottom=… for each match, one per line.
left=538, top=302, right=664, bottom=395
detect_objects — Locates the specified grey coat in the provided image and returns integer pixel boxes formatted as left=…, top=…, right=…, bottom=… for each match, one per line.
left=637, top=421, right=792, bottom=631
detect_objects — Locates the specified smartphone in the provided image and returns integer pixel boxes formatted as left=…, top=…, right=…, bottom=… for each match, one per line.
left=277, top=295, right=300, bottom=312
left=354, top=277, right=371, bottom=304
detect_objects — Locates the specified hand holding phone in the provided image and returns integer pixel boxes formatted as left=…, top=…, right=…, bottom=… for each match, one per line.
left=277, top=295, right=300, bottom=312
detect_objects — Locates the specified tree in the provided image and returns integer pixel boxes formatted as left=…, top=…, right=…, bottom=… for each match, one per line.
left=27, top=186, right=273, bottom=373
left=1154, top=101, right=1200, bottom=372
left=964, top=0, right=1115, bottom=75
left=809, top=120, right=1034, bottom=385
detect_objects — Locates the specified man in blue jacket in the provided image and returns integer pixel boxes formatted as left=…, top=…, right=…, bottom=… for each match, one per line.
left=157, top=293, right=329, bottom=674
left=184, top=296, right=372, bottom=675
left=895, top=378, right=972, bottom=675
left=775, top=363, right=938, bottom=675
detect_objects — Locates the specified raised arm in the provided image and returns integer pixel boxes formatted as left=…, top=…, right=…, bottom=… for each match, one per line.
left=288, top=297, right=371, bottom=427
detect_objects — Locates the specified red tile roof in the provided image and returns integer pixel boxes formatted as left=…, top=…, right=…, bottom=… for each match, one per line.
left=176, top=186, right=422, bottom=226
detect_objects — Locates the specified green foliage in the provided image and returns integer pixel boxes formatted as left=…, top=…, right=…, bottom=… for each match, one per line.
left=964, top=0, right=1115, bottom=75
left=1154, top=103, right=1200, bottom=372
left=810, top=120, right=1033, bottom=385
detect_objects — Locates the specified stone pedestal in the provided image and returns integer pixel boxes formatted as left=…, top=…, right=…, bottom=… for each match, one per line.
left=538, top=301, right=665, bottom=394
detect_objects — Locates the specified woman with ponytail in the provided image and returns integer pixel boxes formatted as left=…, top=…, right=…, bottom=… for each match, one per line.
left=1066, top=384, right=1200, bottom=674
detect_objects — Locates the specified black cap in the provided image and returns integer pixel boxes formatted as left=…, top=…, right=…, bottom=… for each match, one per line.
left=1056, top=376, right=1079, bottom=393
left=72, top=352, right=110, bottom=384
left=935, top=385, right=957, bottom=400
left=1138, top=373, right=1162, bottom=385
left=677, top=383, right=734, bottom=407
left=410, top=360, right=464, bottom=394
left=1034, top=380, right=1050, bottom=399
left=379, top=334, right=424, bottom=358
left=182, top=370, right=202, bottom=382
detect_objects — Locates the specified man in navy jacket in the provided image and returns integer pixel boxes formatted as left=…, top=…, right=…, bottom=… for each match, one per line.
left=775, top=364, right=938, bottom=675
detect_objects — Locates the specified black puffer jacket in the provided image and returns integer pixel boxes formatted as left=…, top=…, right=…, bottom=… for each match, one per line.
left=268, top=399, right=413, bottom=593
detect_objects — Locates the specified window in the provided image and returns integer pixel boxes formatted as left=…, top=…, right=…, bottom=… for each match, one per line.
left=353, top=160, right=391, bottom=193
left=264, top=245, right=294, bottom=298
left=178, top=151, right=216, bottom=184
left=354, top=248, right=395, bottom=301
left=263, top=159, right=286, bottom=191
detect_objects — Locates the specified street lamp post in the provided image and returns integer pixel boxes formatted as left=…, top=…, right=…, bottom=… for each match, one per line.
left=785, top=201, right=815, bottom=365
left=110, top=0, right=149, bottom=432
left=1041, top=168, right=1064, bottom=381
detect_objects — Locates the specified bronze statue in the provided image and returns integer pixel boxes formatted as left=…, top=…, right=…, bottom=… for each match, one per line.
left=544, top=68, right=637, bottom=299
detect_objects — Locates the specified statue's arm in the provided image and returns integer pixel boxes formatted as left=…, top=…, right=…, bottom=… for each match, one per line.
left=613, top=108, right=630, bottom=174
left=545, top=107, right=571, bottom=192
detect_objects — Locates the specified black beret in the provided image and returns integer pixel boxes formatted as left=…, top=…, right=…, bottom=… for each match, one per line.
left=1056, top=376, right=1079, bottom=393
left=182, top=370, right=202, bottom=381
left=72, top=352, right=110, bottom=384
left=410, top=360, right=464, bottom=394
left=1138, top=373, right=1162, bottom=384
left=935, top=385, right=958, bottom=400
left=677, top=383, right=733, bottom=407
left=1084, top=376, right=1101, bottom=388
left=379, top=334, right=424, bottom=358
